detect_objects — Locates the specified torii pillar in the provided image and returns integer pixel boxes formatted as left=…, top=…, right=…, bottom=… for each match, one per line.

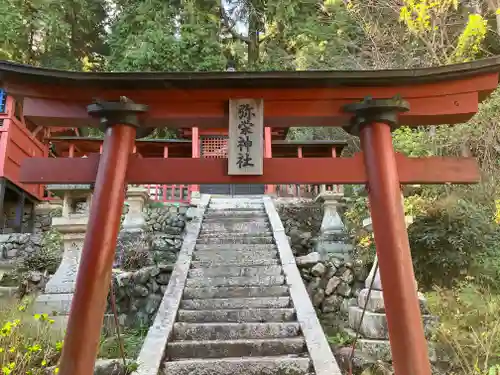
left=57, top=99, right=147, bottom=375
left=344, top=98, right=432, bottom=375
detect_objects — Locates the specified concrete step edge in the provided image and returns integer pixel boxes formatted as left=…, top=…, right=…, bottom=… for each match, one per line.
left=176, top=308, right=297, bottom=323
left=166, top=337, right=307, bottom=359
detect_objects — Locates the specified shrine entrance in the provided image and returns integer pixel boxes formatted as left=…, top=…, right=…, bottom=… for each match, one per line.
left=199, top=135, right=265, bottom=196
left=4, top=57, right=500, bottom=375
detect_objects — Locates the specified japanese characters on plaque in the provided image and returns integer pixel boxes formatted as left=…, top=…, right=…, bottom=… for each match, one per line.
left=228, top=98, right=264, bottom=175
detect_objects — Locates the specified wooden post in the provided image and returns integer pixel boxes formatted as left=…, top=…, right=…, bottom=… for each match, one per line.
left=191, top=127, right=199, bottom=193
left=297, top=146, right=303, bottom=197
left=69, top=143, right=75, bottom=158
left=331, top=146, right=340, bottom=193
left=0, top=179, right=6, bottom=234
left=264, top=126, right=275, bottom=194
left=346, top=98, right=432, bottom=375
left=15, top=191, right=25, bottom=233
left=58, top=99, right=146, bottom=375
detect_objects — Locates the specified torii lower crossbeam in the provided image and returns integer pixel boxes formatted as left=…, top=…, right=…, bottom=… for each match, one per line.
left=20, top=154, right=480, bottom=185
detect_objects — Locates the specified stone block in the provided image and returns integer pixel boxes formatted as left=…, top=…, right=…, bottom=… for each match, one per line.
left=162, top=356, right=311, bottom=375
left=295, top=252, right=321, bottom=267
left=177, top=308, right=296, bottom=323
left=34, top=293, right=74, bottom=315
left=348, top=306, right=388, bottom=339
left=357, top=288, right=430, bottom=314
left=311, top=263, right=326, bottom=276
left=356, top=338, right=437, bottom=363
left=167, top=337, right=306, bottom=359
left=349, top=305, right=438, bottom=340
left=325, top=276, right=341, bottom=295
left=172, top=322, right=300, bottom=341
left=322, top=294, right=343, bottom=313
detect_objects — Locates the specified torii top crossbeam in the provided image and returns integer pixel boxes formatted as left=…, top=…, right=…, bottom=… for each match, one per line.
left=2, top=57, right=500, bottom=375
left=1, top=57, right=500, bottom=129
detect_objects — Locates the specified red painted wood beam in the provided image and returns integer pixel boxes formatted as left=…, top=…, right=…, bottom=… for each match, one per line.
left=20, top=153, right=480, bottom=185
left=22, top=92, right=479, bottom=128
left=6, top=73, right=496, bottom=101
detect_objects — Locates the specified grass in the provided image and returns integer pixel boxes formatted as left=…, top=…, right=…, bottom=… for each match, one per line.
left=99, top=326, right=148, bottom=360
left=0, top=297, right=63, bottom=375
left=426, top=281, right=500, bottom=375
left=0, top=297, right=145, bottom=374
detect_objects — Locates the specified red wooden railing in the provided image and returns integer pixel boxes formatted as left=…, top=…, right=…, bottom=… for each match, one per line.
left=145, top=184, right=192, bottom=204
left=273, top=184, right=341, bottom=198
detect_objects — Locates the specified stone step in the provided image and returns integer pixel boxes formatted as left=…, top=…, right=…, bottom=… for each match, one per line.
left=206, top=206, right=265, bottom=212
left=201, top=220, right=270, bottom=231
left=196, top=236, right=274, bottom=245
left=172, top=322, right=301, bottom=341
left=185, top=275, right=285, bottom=288
left=183, top=285, right=289, bottom=299
left=188, top=265, right=282, bottom=278
left=192, top=250, right=278, bottom=263
left=202, top=216, right=269, bottom=223
left=177, top=308, right=296, bottom=323
left=198, top=231, right=273, bottom=239
left=204, top=211, right=268, bottom=219
left=180, top=297, right=291, bottom=310
left=199, top=230, right=273, bottom=237
left=209, top=199, right=263, bottom=204
left=190, top=259, right=280, bottom=268
left=195, top=244, right=276, bottom=251
left=163, top=356, right=310, bottom=375
left=167, top=337, right=306, bottom=359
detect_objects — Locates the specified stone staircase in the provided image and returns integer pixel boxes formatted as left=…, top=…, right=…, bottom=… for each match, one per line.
left=162, top=197, right=314, bottom=375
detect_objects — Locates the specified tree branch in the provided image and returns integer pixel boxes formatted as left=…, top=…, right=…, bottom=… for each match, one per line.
left=220, top=4, right=250, bottom=43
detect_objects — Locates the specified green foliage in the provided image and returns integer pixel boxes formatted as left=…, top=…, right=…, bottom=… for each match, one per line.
left=327, top=331, right=353, bottom=346
left=99, top=326, right=147, bottom=360
left=0, top=300, right=63, bottom=375
left=392, top=127, right=434, bottom=156
left=0, top=0, right=107, bottom=70
left=427, top=283, right=500, bottom=375
left=408, top=195, right=500, bottom=291
left=21, top=230, right=62, bottom=274
left=107, top=1, right=226, bottom=72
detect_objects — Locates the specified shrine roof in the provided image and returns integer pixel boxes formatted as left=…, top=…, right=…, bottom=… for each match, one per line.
left=2, top=57, right=500, bottom=88
left=4, top=58, right=500, bottom=128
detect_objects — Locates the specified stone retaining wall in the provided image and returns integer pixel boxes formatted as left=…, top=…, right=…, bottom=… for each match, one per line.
left=110, top=203, right=190, bottom=326
left=275, top=198, right=323, bottom=256
left=0, top=233, right=43, bottom=260
left=144, top=205, right=188, bottom=235
left=276, top=200, right=370, bottom=338
left=297, top=252, right=364, bottom=319
left=110, top=265, right=173, bottom=326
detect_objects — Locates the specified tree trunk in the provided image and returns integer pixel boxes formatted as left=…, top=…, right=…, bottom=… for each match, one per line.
left=247, top=11, right=260, bottom=68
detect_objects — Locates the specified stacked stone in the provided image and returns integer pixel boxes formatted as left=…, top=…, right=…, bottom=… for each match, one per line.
left=296, top=251, right=362, bottom=314
left=0, top=233, right=43, bottom=260
left=151, top=234, right=183, bottom=264
left=343, top=216, right=438, bottom=364
left=110, top=265, right=172, bottom=326
left=346, top=280, right=437, bottom=363
left=275, top=199, right=323, bottom=256
left=144, top=205, right=188, bottom=234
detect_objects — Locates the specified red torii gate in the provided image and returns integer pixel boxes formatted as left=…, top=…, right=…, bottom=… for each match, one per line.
left=1, top=57, right=500, bottom=375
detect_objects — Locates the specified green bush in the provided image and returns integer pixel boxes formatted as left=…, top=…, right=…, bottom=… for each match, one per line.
left=0, top=299, right=63, bottom=375
left=408, top=195, right=500, bottom=291
left=427, top=283, right=500, bottom=375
